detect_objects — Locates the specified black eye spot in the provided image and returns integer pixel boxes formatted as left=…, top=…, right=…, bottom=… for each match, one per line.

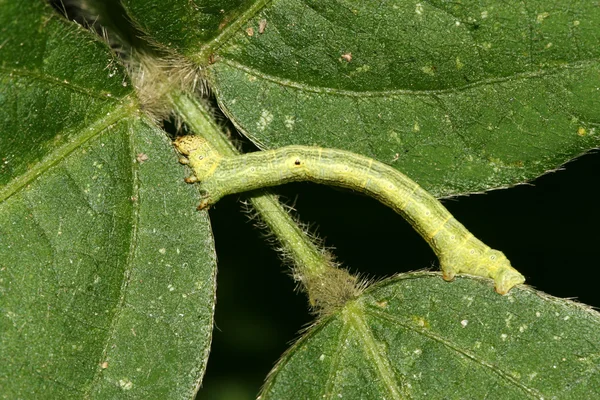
left=294, top=159, right=301, bottom=166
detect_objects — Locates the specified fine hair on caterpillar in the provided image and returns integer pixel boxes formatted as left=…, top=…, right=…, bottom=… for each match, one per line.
left=175, top=135, right=526, bottom=295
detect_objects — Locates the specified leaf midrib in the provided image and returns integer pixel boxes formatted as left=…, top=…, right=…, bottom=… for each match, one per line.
left=345, top=303, right=406, bottom=400
left=84, top=117, right=142, bottom=398
left=364, top=303, right=544, bottom=399
left=0, top=99, right=137, bottom=203
left=0, top=66, right=125, bottom=101
left=213, top=58, right=599, bottom=98
left=191, top=0, right=274, bottom=64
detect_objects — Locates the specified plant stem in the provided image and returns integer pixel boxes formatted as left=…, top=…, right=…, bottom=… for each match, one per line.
left=170, top=92, right=359, bottom=311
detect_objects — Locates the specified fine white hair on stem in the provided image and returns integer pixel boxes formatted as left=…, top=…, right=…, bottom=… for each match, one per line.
left=240, top=195, right=367, bottom=316
left=127, top=52, right=209, bottom=121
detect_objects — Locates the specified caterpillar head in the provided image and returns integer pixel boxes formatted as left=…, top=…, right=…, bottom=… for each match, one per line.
left=173, top=135, right=222, bottom=180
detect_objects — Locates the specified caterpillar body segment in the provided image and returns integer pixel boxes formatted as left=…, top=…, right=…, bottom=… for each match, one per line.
left=175, top=136, right=525, bottom=294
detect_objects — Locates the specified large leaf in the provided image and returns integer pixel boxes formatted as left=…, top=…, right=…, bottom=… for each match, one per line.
left=261, top=272, right=600, bottom=399
left=121, top=0, right=600, bottom=196
left=0, top=2, right=216, bottom=398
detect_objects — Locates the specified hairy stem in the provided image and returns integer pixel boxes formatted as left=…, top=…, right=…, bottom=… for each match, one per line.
left=170, top=92, right=359, bottom=312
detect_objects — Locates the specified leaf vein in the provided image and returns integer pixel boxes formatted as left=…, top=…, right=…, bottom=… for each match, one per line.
left=0, top=101, right=136, bottom=204
left=192, top=0, right=275, bottom=64
left=85, top=118, right=141, bottom=397
left=0, top=66, right=123, bottom=101
left=365, top=306, right=544, bottom=399
left=346, top=306, right=409, bottom=400
left=217, top=58, right=599, bottom=98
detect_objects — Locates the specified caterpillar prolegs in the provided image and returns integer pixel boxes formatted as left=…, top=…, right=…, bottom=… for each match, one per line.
left=174, top=135, right=525, bottom=294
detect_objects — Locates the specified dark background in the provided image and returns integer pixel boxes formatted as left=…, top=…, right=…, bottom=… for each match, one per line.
left=197, top=149, right=600, bottom=399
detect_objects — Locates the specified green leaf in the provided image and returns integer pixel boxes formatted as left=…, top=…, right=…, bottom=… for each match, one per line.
left=0, top=2, right=216, bottom=398
left=122, top=0, right=600, bottom=196
left=120, top=0, right=266, bottom=59
left=209, top=0, right=600, bottom=197
left=261, top=272, right=600, bottom=399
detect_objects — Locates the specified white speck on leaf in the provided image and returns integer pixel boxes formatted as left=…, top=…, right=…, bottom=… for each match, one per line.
left=528, top=372, right=538, bottom=381
left=536, top=12, right=550, bottom=24
left=257, top=109, right=273, bottom=131
left=505, top=313, right=513, bottom=328
left=421, top=65, right=435, bottom=76
left=461, top=320, right=468, bottom=328
left=319, top=354, right=325, bottom=361
left=259, top=19, right=267, bottom=33
left=415, top=3, right=423, bottom=15
left=501, top=333, right=508, bottom=341
left=455, top=57, right=464, bottom=69
left=119, top=379, right=133, bottom=390
left=136, top=153, right=149, bottom=163
left=284, top=115, right=295, bottom=129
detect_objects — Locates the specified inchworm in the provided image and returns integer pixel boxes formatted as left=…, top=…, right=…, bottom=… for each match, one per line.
left=174, top=135, right=525, bottom=294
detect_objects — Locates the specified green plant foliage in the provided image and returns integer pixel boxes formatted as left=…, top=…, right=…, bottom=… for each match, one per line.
left=121, top=0, right=600, bottom=196
left=208, top=0, right=600, bottom=197
left=262, top=272, right=600, bottom=399
left=121, top=0, right=266, bottom=56
left=2, top=1, right=600, bottom=399
left=0, top=2, right=216, bottom=398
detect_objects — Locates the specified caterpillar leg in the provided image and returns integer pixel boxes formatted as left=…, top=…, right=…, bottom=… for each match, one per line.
left=196, top=199, right=211, bottom=211
left=195, top=189, right=220, bottom=211
left=440, top=249, right=525, bottom=295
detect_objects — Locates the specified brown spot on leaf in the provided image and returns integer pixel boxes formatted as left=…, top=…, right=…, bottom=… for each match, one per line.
left=375, top=300, right=388, bottom=308
left=246, top=27, right=254, bottom=36
left=341, top=52, right=352, bottom=62
left=136, top=153, right=149, bottom=163
left=259, top=19, right=267, bottom=34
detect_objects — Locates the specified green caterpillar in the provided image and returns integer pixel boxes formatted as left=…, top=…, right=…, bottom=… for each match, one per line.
left=175, top=135, right=525, bottom=294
